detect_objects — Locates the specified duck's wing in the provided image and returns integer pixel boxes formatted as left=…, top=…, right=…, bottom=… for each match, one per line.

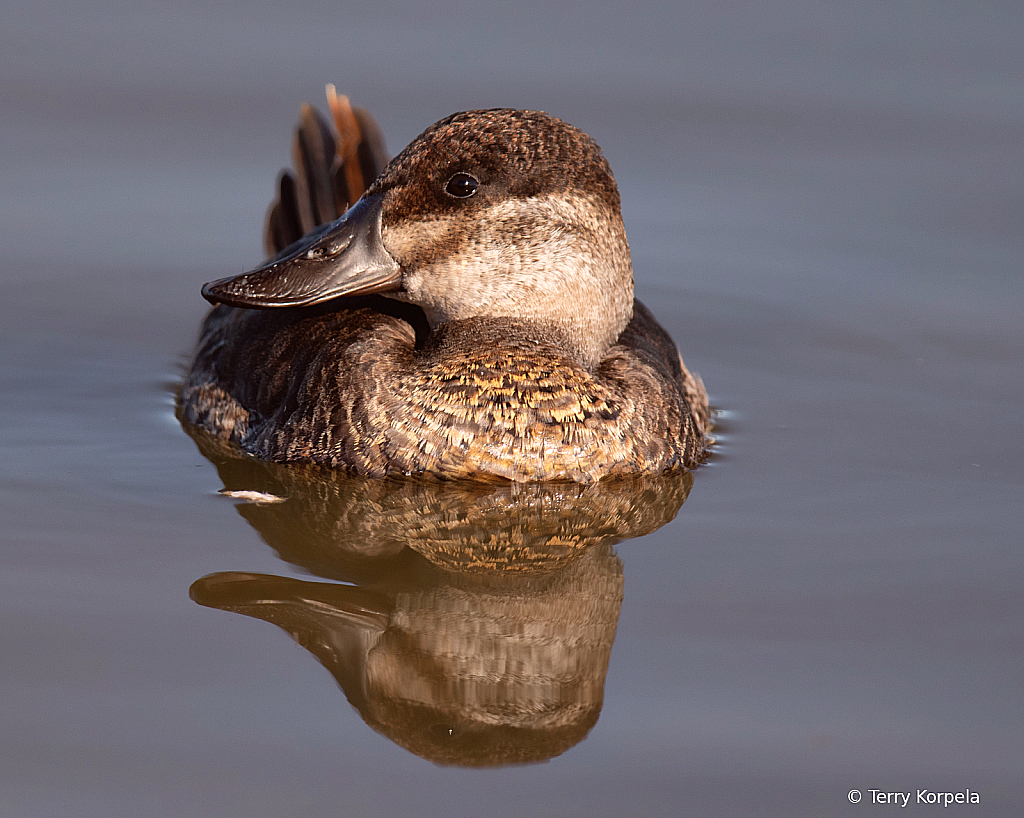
left=618, top=299, right=710, bottom=438
left=264, top=85, right=389, bottom=257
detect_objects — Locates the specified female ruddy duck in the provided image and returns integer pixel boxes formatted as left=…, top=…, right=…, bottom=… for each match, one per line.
left=180, top=90, right=708, bottom=482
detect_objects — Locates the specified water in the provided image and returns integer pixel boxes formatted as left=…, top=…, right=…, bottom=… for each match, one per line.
left=2, top=2, right=1022, bottom=815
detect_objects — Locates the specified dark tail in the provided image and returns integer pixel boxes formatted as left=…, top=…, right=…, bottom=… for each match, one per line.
left=264, top=85, right=389, bottom=257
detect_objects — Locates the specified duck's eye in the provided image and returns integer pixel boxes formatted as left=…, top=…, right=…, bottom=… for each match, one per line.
left=444, top=172, right=479, bottom=199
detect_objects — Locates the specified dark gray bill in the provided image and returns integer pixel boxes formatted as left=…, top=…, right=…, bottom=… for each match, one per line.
left=201, top=192, right=401, bottom=308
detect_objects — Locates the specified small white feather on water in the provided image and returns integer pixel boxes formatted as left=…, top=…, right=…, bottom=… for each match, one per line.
left=218, top=489, right=285, bottom=504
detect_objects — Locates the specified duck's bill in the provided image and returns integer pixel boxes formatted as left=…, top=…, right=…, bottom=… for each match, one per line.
left=201, top=192, right=401, bottom=308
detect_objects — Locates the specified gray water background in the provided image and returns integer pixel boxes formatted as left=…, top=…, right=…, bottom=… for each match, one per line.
left=2, top=1, right=1022, bottom=815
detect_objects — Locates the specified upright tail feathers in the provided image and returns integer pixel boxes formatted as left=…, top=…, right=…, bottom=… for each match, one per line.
left=264, top=86, right=389, bottom=257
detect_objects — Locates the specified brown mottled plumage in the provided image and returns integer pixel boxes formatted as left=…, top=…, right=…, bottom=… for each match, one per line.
left=179, top=92, right=708, bottom=482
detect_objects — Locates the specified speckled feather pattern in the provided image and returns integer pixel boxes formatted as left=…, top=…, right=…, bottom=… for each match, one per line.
left=180, top=299, right=705, bottom=482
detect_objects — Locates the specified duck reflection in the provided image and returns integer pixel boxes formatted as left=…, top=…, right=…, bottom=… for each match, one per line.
left=186, top=428, right=692, bottom=766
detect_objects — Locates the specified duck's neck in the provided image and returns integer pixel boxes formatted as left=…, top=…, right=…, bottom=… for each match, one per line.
left=420, top=316, right=605, bottom=371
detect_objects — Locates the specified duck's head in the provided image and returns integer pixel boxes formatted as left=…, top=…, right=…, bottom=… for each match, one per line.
left=203, top=109, right=634, bottom=368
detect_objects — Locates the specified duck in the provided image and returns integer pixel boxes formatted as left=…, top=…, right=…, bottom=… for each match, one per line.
left=179, top=88, right=708, bottom=482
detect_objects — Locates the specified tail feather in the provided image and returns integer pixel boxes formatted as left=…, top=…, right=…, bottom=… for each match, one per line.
left=265, top=172, right=304, bottom=257
left=292, top=103, right=338, bottom=234
left=264, top=87, right=389, bottom=258
left=352, top=108, right=389, bottom=195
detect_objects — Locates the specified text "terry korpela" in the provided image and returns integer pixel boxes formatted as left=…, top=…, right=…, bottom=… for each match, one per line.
left=869, top=789, right=980, bottom=806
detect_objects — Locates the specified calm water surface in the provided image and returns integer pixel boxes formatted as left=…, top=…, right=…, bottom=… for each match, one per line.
left=2, top=2, right=1022, bottom=816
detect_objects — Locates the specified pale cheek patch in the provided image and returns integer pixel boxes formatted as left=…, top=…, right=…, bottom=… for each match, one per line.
left=381, top=216, right=452, bottom=264
left=381, top=193, right=634, bottom=364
